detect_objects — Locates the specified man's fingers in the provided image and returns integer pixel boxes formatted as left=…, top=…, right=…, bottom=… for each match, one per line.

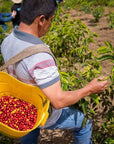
left=97, top=76, right=109, bottom=81
left=102, top=80, right=109, bottom=89
left=98, top=76, right=105, bottom=80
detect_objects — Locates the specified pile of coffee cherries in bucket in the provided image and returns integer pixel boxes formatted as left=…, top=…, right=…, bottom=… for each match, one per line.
left=0, top=95, right=37, bottom=131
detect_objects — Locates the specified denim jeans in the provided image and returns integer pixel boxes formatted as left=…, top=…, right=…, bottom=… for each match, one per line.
left=21, top=107, right=92, bottom=144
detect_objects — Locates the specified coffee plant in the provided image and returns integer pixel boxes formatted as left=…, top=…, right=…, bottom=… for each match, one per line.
left=79, top=2, right=92, bottom=14
left=108, top=12, right=114, bottom=28
left=93, top=6, right=104, bottom=22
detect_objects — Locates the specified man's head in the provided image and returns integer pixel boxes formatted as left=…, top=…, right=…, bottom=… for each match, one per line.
left=19, top=0, right=57, bottom=37
left=20, top=0, right=57, bottom=25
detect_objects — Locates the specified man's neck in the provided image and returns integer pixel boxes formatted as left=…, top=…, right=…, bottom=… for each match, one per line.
left=18, top=22, right=39, bottom=37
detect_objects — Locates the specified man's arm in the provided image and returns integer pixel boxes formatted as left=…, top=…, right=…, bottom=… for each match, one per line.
left=28, top=53, right=108, bottom=109
left=42, top=77, right=108, bottom=109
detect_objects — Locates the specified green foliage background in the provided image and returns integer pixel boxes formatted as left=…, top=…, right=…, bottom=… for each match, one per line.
left=0, top=0, right=114, bottom=144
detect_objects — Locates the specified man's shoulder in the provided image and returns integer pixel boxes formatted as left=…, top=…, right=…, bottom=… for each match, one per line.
left=1, top=32, right=13, bottom=45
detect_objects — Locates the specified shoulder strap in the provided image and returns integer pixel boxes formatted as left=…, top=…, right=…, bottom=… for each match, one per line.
left=0, top=44, right=57, bottom=71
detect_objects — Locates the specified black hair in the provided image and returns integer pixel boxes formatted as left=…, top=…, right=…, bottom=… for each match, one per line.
left=20, top=0, right=58, bottom=25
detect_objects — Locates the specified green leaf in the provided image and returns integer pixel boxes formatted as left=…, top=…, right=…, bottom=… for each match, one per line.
left=60, top=72, right=69, bottom=77
left=89, top=94, right=100, bottom=105
left=90, top=109, right=96, bottom=115
left=82, top=116, right=88, bottom=127
left=93, top=32, right=98, bottom=37
left=97, top=46, right=111, bottom=54
left=105, top=41, right=113, bottom=50
left=82, top=103, right=87, bottom=114
left=98, top=55, right=114, bottom=61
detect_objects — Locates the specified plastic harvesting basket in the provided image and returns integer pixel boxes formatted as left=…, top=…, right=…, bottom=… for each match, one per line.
left=0, top=71, right=50, bottom=138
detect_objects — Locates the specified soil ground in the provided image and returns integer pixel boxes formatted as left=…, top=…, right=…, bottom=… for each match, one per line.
left=1, top=7, right=114, bottom=144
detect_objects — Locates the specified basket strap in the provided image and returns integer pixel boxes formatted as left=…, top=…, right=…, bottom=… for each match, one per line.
left=0, top=44, right=57, bottom=71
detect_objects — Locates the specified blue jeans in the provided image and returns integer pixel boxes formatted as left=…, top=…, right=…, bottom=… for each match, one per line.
left=21, top=107, right=92, bottom=144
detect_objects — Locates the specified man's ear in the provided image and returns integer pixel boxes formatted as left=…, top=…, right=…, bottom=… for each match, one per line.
left=38, top=15, right=46, bottom=26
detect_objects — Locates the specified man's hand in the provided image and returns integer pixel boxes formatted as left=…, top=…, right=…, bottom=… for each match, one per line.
left=85, top=76, right=109, bottom=94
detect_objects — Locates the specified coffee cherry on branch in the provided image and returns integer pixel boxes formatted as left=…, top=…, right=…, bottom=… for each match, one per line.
left=0, top=96, right=37, bottom=131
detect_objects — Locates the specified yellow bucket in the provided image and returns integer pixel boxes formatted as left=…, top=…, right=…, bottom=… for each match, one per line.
left=0, top=71, right=50, bottom=138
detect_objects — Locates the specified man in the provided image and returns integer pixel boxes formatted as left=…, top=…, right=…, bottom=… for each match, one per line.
left=1, top=0, right=108, bottom=144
